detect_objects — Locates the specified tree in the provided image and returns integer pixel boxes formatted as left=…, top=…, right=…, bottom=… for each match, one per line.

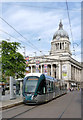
left=1, top=40, right=26, bottom=82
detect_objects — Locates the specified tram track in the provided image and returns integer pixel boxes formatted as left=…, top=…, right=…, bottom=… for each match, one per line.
left=3, top=104, right=25, bottom=112
left=3, top=104, right=39, bottom=120
left=2, top=91, right=80, bottom=119
left=3, top=95, right=71, bottom=119
left=5, top=95, right=73, bottom=120
left=3, top=94, right=67, bottom=119
left=56, top=92, right=75, bottom=120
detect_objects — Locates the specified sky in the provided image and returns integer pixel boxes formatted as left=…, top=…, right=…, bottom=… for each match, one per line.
left=0, top=1, right=81, bottom=62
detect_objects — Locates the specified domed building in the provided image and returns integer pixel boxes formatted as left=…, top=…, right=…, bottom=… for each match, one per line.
left=50, top=20, right=71, bottom=56
left=27, top=20, right=82, bottom=90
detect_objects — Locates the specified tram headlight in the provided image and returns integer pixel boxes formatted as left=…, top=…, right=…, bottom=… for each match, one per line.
left=31, top=95, right=34, bottom=100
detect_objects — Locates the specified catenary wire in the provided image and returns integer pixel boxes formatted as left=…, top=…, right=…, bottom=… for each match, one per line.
left=66, top=0, right=76, bottom=55
left=0, top=29, right=42, bottom=51
left=1, top=3, right=81, bottom=57
left=0, top=16, right=45, bottom=56
left=3, top=3, right=81, bottom=12
left=0, top=29, right=52, bottom=58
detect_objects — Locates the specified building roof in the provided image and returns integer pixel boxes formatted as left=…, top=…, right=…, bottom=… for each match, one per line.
left=53, top=20, right=69, bottom=40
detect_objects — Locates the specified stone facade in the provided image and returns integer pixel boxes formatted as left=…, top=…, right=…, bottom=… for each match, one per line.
left=27, top=20, right=82, bottom=89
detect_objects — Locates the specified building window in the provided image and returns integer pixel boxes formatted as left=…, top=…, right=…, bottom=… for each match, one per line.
left=55, top=72, right=56, bottom=78
left=60, top=43, right=61, bottom=49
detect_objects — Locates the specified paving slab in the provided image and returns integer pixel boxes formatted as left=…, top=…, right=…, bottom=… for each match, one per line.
left=0, top=95, right=23, bottom=110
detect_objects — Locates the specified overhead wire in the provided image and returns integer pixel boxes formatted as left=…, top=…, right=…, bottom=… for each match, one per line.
left=0, top=31, right=52, bottom=60
left=66, top=0, right=76, bottom=56
left=3, top=3, right=81, bottom=12
left=1, top=3, right=81, bottom=58
left=0, top=29, right=49, bottom=57
left=0, top=17, right=45, bottom=56
left=11, top=2, right=80, bottom=57
left=0, top=29, right=41, bottom=51
left=0, top=17, right=44, bottom=54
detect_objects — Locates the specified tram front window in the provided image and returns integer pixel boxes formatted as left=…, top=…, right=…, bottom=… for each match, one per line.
left=24, top=76, right=39, bottom=93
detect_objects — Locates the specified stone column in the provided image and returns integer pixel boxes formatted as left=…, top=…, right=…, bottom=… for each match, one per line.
left=78, top=70, right=79, bottom=82
left=75, top=68, right=77, bottom=81
left=74, top=67, right=75, bottom=81
left=56, top=43, right=58, bottom=50
left=79, top=71, right=81, bottom=82
left=75, top=67, right=76, bottom=81
left=67, top=82, right=70, bottom=90
left=64, top=42, right=65, bottom=50
left=51, top=64, right=53, bottom=77
left=59, top=62, right=61, bottom=79
left=55, top=43, right=56, bottom=51
left=79, top=70, right=80, bottom=82
left=77, top=69, right=78, bottom=82
left=53, top=43, right=55, bottom=51
left=78, top=69, right=80, bottom=82
left=41, top=64, right=43, bottom=73
left=78, top=69, right=79, bottom=82
left=59, top=42, right=60, bottom=50
left=31, top=65, right=32, bottom=73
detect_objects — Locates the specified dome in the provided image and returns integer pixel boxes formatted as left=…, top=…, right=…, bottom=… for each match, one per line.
left=53, top=20, right=69, bottom=40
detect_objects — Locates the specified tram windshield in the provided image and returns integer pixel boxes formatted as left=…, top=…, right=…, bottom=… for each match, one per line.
left=24, top=76, right=39, bottom=93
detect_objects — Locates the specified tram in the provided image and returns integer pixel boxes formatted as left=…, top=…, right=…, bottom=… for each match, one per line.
left=22, top=73, right=67, bottom=104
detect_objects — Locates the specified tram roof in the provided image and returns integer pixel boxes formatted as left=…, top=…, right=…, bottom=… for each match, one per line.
left=45, top=75, right=57, bottom=82
left=25, top=73, right=57, bottom=82
left=25, top=73, right=42, bottom=78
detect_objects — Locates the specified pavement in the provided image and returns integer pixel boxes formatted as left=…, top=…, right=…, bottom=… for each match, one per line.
left=0, top=92, right=23, bottom=110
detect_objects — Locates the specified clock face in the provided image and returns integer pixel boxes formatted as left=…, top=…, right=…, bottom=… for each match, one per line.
left=56, top=36, right=60, bottom=40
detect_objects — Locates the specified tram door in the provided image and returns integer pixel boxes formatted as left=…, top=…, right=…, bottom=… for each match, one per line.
left=37, top=80, right=46, bottom=95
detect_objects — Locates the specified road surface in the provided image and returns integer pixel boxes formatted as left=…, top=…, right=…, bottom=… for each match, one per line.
left=2, top=91, right=81, bottom=119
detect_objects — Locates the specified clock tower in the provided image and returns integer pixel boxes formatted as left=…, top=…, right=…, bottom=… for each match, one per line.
left=50, top=20, right=71, bottom=56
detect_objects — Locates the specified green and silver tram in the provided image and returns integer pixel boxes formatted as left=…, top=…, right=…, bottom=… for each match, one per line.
left=22, top=73, right=67, bottom=104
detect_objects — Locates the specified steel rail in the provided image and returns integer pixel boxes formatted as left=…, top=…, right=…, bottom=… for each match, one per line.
left=56, top=93, right=75, bottom=120
left=6, top=105, right=39, bottom=120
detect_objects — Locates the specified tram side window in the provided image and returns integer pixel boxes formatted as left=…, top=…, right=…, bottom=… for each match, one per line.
left=51, top=82, right=54, bottom=91
left=46, top=81, right=54, bottom=93
left=65, top=84, right=67, bottom=89
left=46, top=81, right=49, bottom=93
left=55, top=82, right=59, bottom=92
left=53, top=82, right=55, bottom=91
